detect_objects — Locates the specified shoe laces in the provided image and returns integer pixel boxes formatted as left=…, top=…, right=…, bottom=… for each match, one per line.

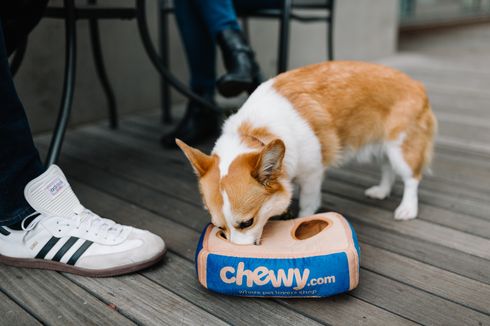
left=21, top=212, right=44, bottom=243
left=22, top=212, right=44, bottom=232
left=72, top=205, right=124, bottom=241
left=21, top=205, right=125, bottom=242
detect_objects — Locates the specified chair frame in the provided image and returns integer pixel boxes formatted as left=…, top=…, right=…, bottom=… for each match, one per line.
left=9, top=0, right=219, bottom=167
left=9, top=0, right=334, bottom=167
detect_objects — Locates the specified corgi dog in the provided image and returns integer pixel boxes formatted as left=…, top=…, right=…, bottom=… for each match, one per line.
left=177, top=61, right=437, bottom=245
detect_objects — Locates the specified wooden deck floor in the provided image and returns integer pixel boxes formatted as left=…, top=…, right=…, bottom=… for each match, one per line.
left=2, top=54, right=490, bottom=324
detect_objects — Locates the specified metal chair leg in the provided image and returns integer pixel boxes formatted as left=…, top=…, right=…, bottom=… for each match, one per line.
left=327, top=0, right=335, bottom=61
left=88, top=0, right=118, bottom=129
left=46, top=0, right=77, bottom=167
left=136, top=0, right=219, bottom=113
left=9, top=38, right=27, bottom=77
left=277, top=0, right=292, bottom=74
left=159, top=0, right=172, bottom=124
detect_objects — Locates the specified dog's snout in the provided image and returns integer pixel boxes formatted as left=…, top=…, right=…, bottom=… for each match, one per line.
left=229, top=229, right=258, bottom=245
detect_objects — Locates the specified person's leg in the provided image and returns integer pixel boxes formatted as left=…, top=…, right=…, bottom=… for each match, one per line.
left=0, top=9, right=167, bottom=277
left=194, top=0, right=282, bottom=38
left=191, top=0, right=262, bottom=98
left=161, top=0, right=220, bottom=148
left=192, top=0, right=240, bottom=39
left=174, top=0, right=216, bottom=95
left=0, top=20, right=44, bottom=226
left=0, top=0, right=49, bottom=55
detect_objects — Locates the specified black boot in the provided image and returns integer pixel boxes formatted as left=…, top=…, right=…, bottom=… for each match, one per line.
left=216, top=29, right=262, bottom=98
left=160, top=94, right=221, bottom=149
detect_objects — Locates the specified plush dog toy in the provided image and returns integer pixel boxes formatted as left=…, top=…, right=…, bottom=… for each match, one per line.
left=195, top=212, right=360, bottom=298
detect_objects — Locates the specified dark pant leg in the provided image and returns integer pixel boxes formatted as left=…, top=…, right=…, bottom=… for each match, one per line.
left=192, top=0, right=241, bottom=39
left=173, top=0, right=282, bottom=94
left=173, top=0, right=216, bottom=94
left=0, top=21, right=44, bottom=225
left=0, top=0, right=48, bottom=55
left=193, top=0, right=282, bottom=38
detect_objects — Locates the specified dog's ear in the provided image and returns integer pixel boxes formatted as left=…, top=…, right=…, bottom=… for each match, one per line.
left=176, top=139, right=214, bottom=177
left=253, top=139, right=285, bottom=186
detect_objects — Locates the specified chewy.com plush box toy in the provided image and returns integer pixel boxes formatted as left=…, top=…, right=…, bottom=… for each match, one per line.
left=195, top=212, right=360, bottom=298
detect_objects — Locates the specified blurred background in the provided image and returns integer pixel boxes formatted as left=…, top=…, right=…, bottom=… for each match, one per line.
left=11, top=0, right=490, bottom=135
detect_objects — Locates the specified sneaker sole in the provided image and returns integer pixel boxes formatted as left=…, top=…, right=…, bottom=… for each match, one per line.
left=0, top=247, right=167, bottom=277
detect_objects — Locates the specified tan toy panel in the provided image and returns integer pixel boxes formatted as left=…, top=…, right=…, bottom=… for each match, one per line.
left=204, top=212, right=354, bottom=258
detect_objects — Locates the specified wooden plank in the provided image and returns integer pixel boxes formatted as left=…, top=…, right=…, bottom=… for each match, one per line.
left=123, top=115, right=490, bottom=206
left=434, top=147, right=490, bottom=173
left=19, top=153, right=316, bottom=326
left=66, top=174, right=490, bottom=326
left=398, top=66, right=490, bottom=93
left=353, top=270, right=490, bottom=326
left=329, top=168, right=490, bottom=221
left=342, top=160, right=490, bottom=203
left=65, top=273, right=228, bottom=326
left=320, top=192, right=490, bottom=259
left=424, top=82, right=490, bottom=103
left=65, top=148, right=490, bottom=310
left=51, top=129, right=490, bottom=260
left=427, top=92, right=490, bottom=118
left=64, top=176, right=419, bottom=325
left=436, top=112, right=490, bottom=130
left=146, top=253, right=322, bottom=326
left=430, top=153, right=490, bottom=195
left=360, top=244, right=490, bottom=315
left=0, top=266, right=134, bottom=325
left=36, top=129, right=490, bottom=282
left=72, top=120, right=490, bottom=223
left=44, top=141, right=488, bottom=318
left=438, top=120, right=490, bottom=145
left=435, top=143, right=490, bottom=166
left=36, top=131, right=203, bottom=204
left=128, top=102, right=490, bottom=163
left=437, top=136, right=490, bottom=157
left=321, top=176, right=490, bottom=239
left=351, top=219, right=490, bottom=284
left=0, top=290, right=41, bottom=325
left=282, top=297, right=417, bottom=326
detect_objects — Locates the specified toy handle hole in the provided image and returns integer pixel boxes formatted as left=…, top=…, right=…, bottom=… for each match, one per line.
left=217, top=230, right=228, bottom=240
left=294, top=219, right=329, bottom=240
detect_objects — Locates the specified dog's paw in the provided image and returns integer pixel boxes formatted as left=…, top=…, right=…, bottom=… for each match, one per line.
left=394, top=203, right=417, bottom=220
left=365, top=186, right=390, bottom=200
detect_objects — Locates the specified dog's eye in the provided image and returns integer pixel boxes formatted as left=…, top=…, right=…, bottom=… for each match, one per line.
left=237, top=218, right=254, bottom=229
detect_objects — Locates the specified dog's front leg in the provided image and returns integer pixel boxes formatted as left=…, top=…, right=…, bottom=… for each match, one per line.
left=297, top=169, right=324, bottom=217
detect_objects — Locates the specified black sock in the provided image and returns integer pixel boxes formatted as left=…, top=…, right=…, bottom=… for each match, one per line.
left=7, top=213, right=40, bottom=230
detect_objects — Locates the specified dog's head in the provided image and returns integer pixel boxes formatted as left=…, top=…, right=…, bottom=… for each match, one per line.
left=177, top=139, right=292, bottom=245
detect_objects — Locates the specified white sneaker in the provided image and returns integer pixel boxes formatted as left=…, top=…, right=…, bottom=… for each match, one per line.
left=0, top=165, right=166, bottom=277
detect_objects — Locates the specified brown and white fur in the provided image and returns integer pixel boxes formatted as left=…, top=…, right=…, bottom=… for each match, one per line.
left=177, top=61, right=437, bottom=245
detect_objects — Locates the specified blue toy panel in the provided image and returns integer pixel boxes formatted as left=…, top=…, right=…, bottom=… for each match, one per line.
left=203, top=252, right=351, bottom=297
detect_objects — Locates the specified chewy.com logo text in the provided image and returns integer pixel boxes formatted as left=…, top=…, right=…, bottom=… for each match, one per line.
left=220, top=262, right=335, bottom=290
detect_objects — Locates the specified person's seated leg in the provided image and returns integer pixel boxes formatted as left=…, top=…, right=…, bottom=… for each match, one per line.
left=161, top=90, right=222, bottom=148
left=195, top=0, right=263, bottom=97
left=0, top=22, right=166, bottom=276
left=161, top=0, right=222, bottom=148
